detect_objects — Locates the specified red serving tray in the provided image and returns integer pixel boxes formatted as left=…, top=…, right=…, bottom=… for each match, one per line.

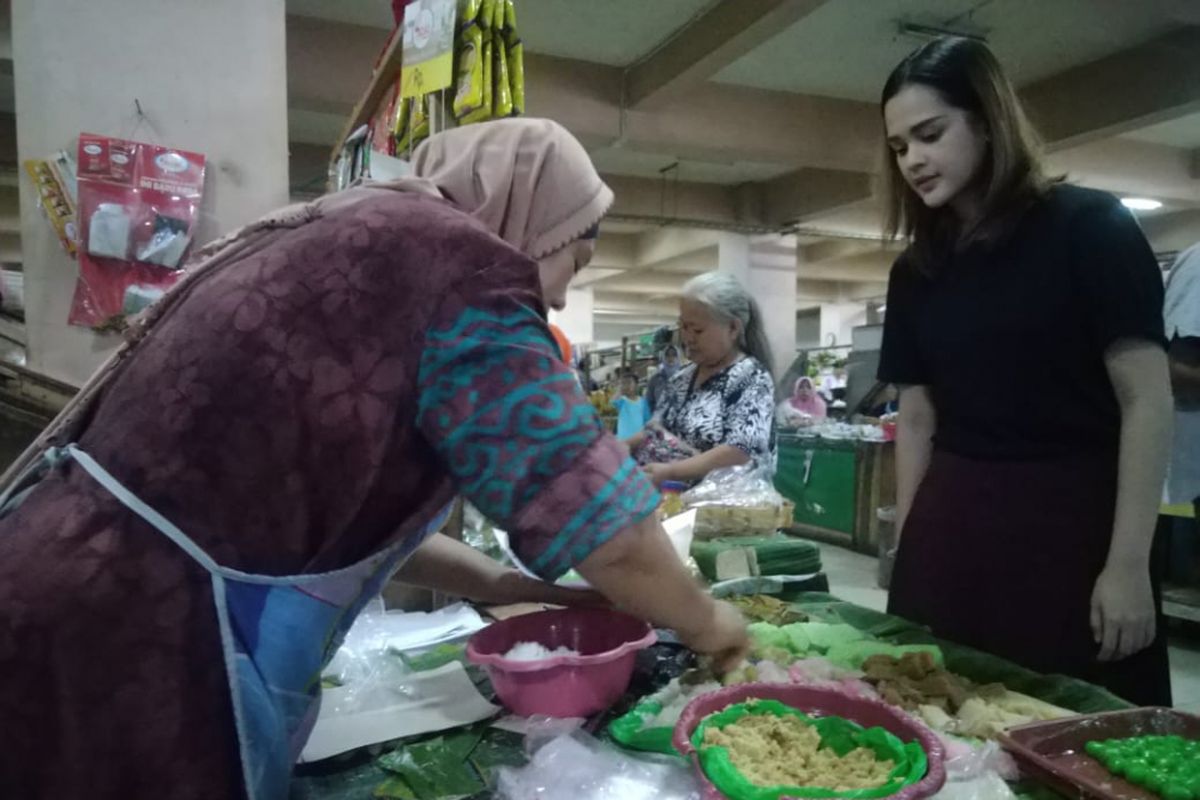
left=999, top=708, right=1200, bottom=800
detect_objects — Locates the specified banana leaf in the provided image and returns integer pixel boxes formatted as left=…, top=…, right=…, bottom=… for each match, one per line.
left=292, top=762, right=396, bottom=800
left=467, top=729, right=526, bottom=787
left=374, top=776, right=419, bottom=799
left=377, top=727, right=486, bottom=799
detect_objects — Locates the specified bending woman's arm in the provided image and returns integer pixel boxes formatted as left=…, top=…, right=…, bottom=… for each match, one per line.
left=415, top=262, right=747, bottom=666
left=895, top=386, right=936, bottom=539
left=394, top=533, right=603, bottom=607
left=1092, top=340, right=1173, bottom=662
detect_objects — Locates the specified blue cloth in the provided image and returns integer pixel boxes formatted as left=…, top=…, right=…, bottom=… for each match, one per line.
left=614, top=395, right=650, bottom=438
left=24, top=444, right=449, bottom=800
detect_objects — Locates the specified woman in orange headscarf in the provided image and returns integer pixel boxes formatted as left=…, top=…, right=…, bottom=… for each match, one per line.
left=0, top=119, right=747, bottom=799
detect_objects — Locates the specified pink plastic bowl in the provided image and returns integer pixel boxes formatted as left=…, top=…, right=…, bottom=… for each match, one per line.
left=673, top=683, right=947, bottom=800
left=466, top=607, right=657, bottom=718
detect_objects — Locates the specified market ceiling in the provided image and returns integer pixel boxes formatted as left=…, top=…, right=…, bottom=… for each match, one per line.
left=283, top=0, right=1200, bottom=336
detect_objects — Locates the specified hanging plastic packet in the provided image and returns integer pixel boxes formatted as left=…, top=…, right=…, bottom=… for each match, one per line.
left=411, top=94, right=431, bottom=149
left=505, top=0, right=524, bottom=116
left=462, top=0, right=496, bottom=125
left=453, top=22, right=487, bottom=122
left=397, top=95, right=429, bottom=154
left=370, top=81, right=400, bottom=157
left=492, top=27, right=513, bottom=118
left=72, top=133, right=205, bottom=329
left=391, top=96, right=412, bottom=152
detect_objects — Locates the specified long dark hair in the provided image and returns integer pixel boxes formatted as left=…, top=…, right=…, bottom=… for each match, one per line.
left=881, top=37, right=1055, bottom=275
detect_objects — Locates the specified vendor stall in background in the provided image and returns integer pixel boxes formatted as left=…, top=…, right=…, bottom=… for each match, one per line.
left=775, top=323, right=896, bottom=556
left=776, top=431, right=895, bottom=556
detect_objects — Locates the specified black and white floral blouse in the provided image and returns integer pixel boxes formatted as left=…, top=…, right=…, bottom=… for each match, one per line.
left=656, top=356, right=776, bottom=465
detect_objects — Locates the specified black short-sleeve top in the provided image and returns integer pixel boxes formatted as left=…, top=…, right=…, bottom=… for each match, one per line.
left=878, top=184, right=1165, bottom=460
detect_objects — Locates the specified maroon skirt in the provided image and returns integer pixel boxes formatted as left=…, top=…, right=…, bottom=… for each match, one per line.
left=889, top=451, right=1171, bottom=707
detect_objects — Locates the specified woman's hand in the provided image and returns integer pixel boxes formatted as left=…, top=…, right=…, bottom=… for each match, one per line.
left=577, top=515, right=749, bottom=674
left=643, top=462, right=675, bottom=486
left=677, top=600, right=751, bottom=673
left=1090, top=562, right=1156, bottom=662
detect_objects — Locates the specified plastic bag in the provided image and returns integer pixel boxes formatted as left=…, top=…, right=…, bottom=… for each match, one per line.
left=683, top=462, right=788, bottom=538
left=941, top=740, right=1019, bottom=783
left=930, top=771, right=1016, bottom=800
left=496, top=729, right=702, bottom=800
left=683, top=462, right=782, bottom=509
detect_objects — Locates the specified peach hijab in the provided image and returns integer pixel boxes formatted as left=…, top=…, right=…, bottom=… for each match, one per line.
left=404, top=117, right=614, bottom=259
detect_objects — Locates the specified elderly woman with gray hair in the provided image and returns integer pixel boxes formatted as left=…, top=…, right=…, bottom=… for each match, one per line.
left=630, top=272, right=777, bottom=486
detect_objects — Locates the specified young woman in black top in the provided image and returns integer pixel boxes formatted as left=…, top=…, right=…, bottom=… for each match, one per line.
left=878, top=38, right=1173, bottom=705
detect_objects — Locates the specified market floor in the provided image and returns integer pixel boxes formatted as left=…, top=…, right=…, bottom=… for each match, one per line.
left=818, top=542, right=1200, bottom=711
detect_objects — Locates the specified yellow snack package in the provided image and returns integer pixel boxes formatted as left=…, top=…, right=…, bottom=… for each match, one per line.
left=507, top=36, right=524, bottom=115
left=461, top=31, right=493, bottom=124
left=453, top=24, right=486, bottom=121
left=493, top=29, right=513, bottom=118
left=492, top=0, right=504, bottom=29
left=391, top=94, right=410, bottom=144
left=479, top=0, right=495, bottom=30
left=459, top=0, right=481, bottom=25
left=397, top=94, right=430, bottom=154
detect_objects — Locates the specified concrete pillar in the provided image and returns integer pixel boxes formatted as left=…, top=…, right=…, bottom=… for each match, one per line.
left=550, top=286, right=595, bottom=347
left=748, top=239, right=796, bottom=381
left=13, top=0, right=289, bottom=386
left=819, top=302, right=867, bottom=348
left=716, top=232, right=750, bottom=281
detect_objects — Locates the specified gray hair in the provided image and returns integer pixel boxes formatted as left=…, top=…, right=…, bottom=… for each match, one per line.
left=681, top=272, right=774, bottom=375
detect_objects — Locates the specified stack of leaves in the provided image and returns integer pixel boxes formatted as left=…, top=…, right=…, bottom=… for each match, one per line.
left=373, top=726, right=525, bottom=799
left=691, top=536, right=821, bottom=581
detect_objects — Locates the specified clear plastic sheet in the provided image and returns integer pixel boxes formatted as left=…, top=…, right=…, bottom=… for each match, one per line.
left=929, top=771, right=1017, bottom=800
left=301, top=598, right=498, bottom=762
left=941, top=740, right=1018, bottom=782
left=682, top=463, right=783, bottom=509
left=320, top=598, right=486, bottom=713
left=496, top=729, right=702, bottom=800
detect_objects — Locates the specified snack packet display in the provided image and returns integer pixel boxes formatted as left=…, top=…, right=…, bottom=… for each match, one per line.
left=453, top=21, right=487, bottom=122
left=24, top=158, right=78, bottom=257
left=492, top=26, right=513, bottom=118
left=505, top=0, right=524, bottom=116
left=71, top=134, right=205, bottom=329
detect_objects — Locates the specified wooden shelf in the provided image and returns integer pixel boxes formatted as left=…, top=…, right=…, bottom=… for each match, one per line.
left=328, top=27, right=404, bottom=177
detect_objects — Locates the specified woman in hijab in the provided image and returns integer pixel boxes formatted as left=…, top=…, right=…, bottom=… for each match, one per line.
left=0, top=119, right=748, bottom=800
left=789, top=377, right=827, bottom=419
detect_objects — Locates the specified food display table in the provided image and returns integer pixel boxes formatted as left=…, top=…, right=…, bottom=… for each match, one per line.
left=775, top=435, right=896, bottom=555
left=292, top=592, right=1132, bottom=800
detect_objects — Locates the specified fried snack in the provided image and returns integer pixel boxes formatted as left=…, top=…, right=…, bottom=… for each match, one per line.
left=704, top=713, right=894, bottom=791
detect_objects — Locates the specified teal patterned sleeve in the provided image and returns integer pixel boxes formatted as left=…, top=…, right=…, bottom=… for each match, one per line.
left=417, top=287, right=660, bottom=580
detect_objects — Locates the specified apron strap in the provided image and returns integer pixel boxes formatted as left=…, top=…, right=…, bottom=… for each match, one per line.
left=62, top=444, right=222, bottom=575
left=0, top=446, right=72, bottom=519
